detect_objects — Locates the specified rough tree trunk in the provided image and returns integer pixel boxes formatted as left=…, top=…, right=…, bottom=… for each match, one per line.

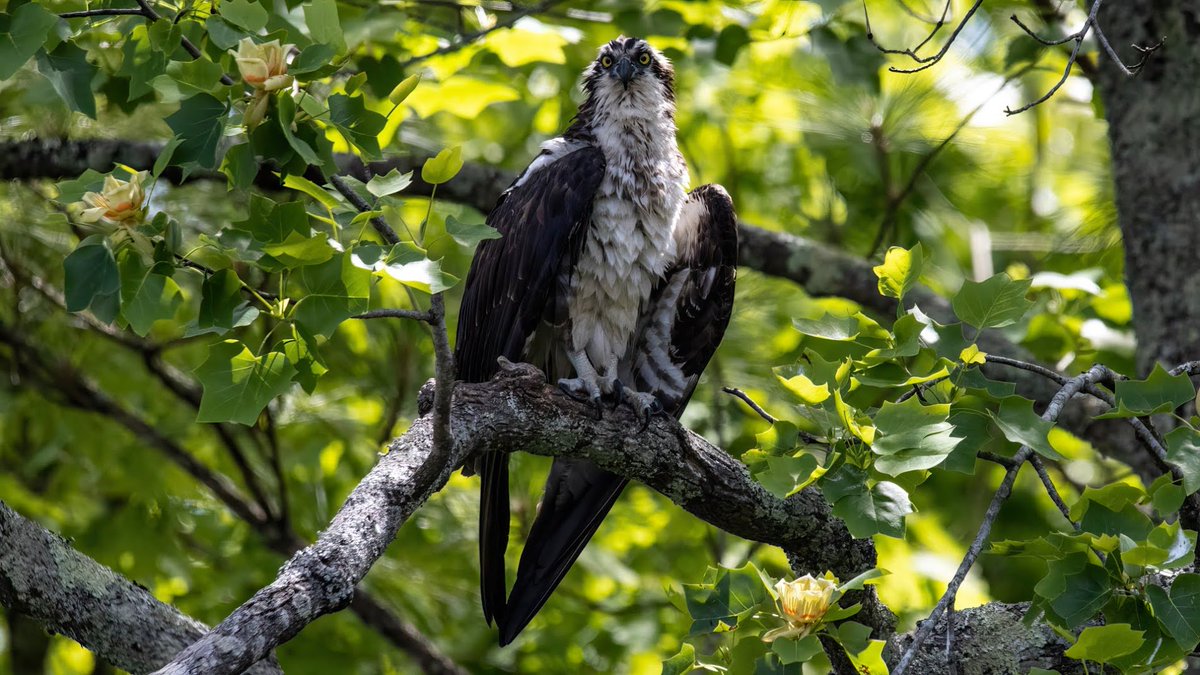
left=1095, top=0, right=1200, bottom=374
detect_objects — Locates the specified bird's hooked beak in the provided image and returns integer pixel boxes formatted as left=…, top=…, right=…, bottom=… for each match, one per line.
left=614, top=57, right=634, bottom=88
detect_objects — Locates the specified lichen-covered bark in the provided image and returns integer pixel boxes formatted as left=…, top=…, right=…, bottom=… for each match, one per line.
left=1095, top=1, right=1200, bottom=374
left=0, top=502, right=282, bottom=675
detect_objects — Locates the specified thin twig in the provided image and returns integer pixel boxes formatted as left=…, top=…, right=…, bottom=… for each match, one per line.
left=722, top=386, right=778, bottom=424
left=977, top=451, right=1017, bottom=468
left=864, top=0, right=985, bottom=74
left=1029, top=456, right=1076, bottom=527
left=60, top=8, right=146, bottom=17
left=396, top=0, right=570, bottom=69
left=356, top=308, right=434, bottom=323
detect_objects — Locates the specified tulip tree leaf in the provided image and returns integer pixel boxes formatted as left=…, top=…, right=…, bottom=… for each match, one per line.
left=832, top=481, right=912, bottom=538
left=1106, top=364, right=1197, bottom=417
left=1166, top=427, right=1200, bottom=495
left=293, top=253, right=370, bottom=336
left=304, top=0, right=345, bottom=51
left=873, top=244, right=924, bottom=301
left=195, top=340, right=296, bottom=425
left=444, top=215, right=500, bottom=247
left=0, top=3, right=60, bottom=80
left=36, top=42, right=98, bottom=119
left=165, top=93, right=227, bottom=171
left=366, top=169, right=413, bottom=198
left=1145, top=574, right=1200, bottom=651
left=421, top=146, right=464, bottom=185
left=772, top=634, right=822, bottom=664
left=63, top=235, right=121, bottom=324
left=118, top=253, right=184, bottom=336
left=871, top=397, right=962, bottom=475
left=328, top=94, right=386, bottom=158
left=681, top=563, right=771, bottom=635
left=660, top=643, right=696, bottom=675
left=221, top=0, right=268, bottom=31
left=952, top=273, right=1033, bottom=329
left=198, top=269, right=246, bottom=330
left=1064, top=624, right=1144, bottom=664
left=989, top=397, right=1062, bottom=460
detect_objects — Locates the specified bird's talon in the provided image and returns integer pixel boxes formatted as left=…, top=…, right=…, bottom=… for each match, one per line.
left=609, top=379, right=625, bottom=409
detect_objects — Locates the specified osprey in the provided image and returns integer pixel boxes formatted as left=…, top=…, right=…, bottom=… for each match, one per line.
left=454, top=37, right=738, bottom=644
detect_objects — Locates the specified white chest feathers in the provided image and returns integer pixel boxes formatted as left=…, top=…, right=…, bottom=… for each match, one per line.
left=569, top=108, right=688, bottom=368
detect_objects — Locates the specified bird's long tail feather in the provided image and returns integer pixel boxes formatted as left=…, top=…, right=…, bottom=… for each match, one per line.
left=498, top=458, right=628, bottom=645
left=479, top=451, right=511, bottom=626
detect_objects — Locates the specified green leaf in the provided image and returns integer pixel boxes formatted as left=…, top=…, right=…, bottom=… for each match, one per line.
left=1106, top=364, right=1197, bottom=417
left=220, top=0, right=268, bottom=31
left=1166, top=427, right=1200, bottom=495
left=245, top=199, right=310, bottom=245
left=293, top=253, right=370, bottom=336
left=755, top=454, right=819, bottom=498
left=261, top=232, right=334, bottom=268
left=328, top=94, right=386, bottom=158
left=1068, top=482, right=1145, bottom=521
left=291, top=43, right=338, bottom=75
left=63, top=235, right=121, bottom=323
left=118, top=253, right=183, bottom=336
left=195, top=340, right=296, bottom=425
left=989, top=397, right=1062, bottom=460
left=1063, top=624, right=1144, bottom=663
left=373, top=243, right=458, bottom=293
left=952, top=273, right=1033, bottom=329
left=873, top=244, right=924, bottom=301
left=276, top=93, right=323, bottom=167
left=659, top=643, right=695, bottom=675
left=205, top=16, right=245, bottom=50
left=871, top=397, right=962, bottom=475
left=166, top=57, right=225, bottom=95
left=36, top=42, right=98, bottom=119
left=1078, top=502, right=1153, bottom=540
left=421, top=146, right=464, bottom=185
left=304, top=0, right=345, bottom=50
left=55, top=169, right=107, bottom=204
left=281, top=334, right=327, bottom=394
left=165, top=94, right=227, bottom=171
left=682, top=563, right=770, bottom=634
left=0, top=3, right=60, bottom=80
left=388, top=74, right=421, bottom=105
left=832, top=481, right=911, bottom=538
left=1145, top=573, right=1200, bottom=650
left=771, top=634, right=821, bottom=664
left=198, top=269, right=245, bottom=330
left=222, top=142, right=258, bottom=190
left=366, top=169, right=413, bottom=198
left=444, top=215, right=501, bottom=247
left=1049, top=561, right=1111, bottom=627
left=284, top=174, right=341, bottom=210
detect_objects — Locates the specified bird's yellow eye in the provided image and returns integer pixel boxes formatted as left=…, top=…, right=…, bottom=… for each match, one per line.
left=601, top=56, right=613, bottom=68
left=639, top=53, right=650, bottom=65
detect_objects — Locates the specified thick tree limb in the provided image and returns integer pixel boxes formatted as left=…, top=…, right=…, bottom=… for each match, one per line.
left=0, top=501, right=283, bottom=675
left=152, top=362, right=886, bottom=674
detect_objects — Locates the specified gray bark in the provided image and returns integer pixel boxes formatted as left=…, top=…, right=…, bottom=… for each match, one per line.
left=0, top=501, right=282, bottom=675
left=1095, top=1, right=1200, bottom=374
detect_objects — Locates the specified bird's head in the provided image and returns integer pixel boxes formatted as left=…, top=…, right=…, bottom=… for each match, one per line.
left=582, top=37, right=674, bottom=110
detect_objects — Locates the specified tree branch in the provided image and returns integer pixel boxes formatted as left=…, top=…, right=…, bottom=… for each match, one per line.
left=0, top=501, right=284, bottom=675
left=152, top=361, right=886, bottom=674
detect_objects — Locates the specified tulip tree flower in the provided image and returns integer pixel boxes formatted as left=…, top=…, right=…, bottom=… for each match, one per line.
left=761, top=573, right=837, bottom=642
left=234, top=38, right=294, bottom=92
left=76, top=171, right=149, bottom=227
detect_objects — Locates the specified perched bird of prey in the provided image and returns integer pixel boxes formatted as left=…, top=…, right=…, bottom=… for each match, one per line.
left=454, top=36, right=738, bottom=645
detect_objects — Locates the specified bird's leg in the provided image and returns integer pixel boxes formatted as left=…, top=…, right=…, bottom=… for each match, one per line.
left=558, top=349, right=605, bottom=420
left=599, top=355, right=664, bottom=431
